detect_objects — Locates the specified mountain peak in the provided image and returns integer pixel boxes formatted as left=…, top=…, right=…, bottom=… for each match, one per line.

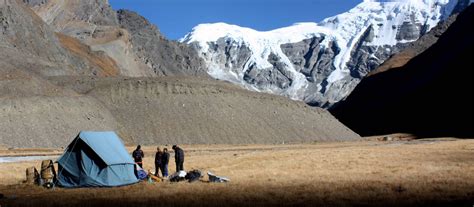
left=331, top=4, right=474, bottom=137
left=181, top=0, right=467, bottom=107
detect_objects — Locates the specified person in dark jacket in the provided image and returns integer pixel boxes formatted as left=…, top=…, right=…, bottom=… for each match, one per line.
left=172, top=145, right=184, bottom=172
left=161, top=148, right=170, bottom=177
left=132, top=145, right=145, bottom=168
left=154, top=147, right=163, bottom=176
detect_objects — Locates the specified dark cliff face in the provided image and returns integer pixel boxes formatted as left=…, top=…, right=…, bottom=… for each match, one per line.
left=452, top=0, right=473, bottom=14
left=368, top=12, right=460, bottom=77
left=330, top=5, right=474, bottom=138
left=116, top=9, right=208, bottom=77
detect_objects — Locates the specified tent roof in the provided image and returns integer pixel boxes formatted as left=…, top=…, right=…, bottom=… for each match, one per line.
left=75, top=131, right=134, bottom=165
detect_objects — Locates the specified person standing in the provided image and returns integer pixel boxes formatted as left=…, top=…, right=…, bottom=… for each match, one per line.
left=172, top=145, right=184, bottom=172
left=154, top=147, right=163, bottom=176
left=132, top=145, right=145, bottom=168
left=161, top=148, right=170, bottom=177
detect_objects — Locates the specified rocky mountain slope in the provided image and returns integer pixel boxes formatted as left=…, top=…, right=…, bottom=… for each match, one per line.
left=23, top=0, right=149, bottom=77
left=2, top=75, right=360, bottom=148
left=116, top=10, right=208, bottom=77
left=1, top=0, right=117, bottom=77
left=1, top=0, right=360, bottom=148
left=51, top=77, right=359, bottom=146
left=25, top=0, right=207, bottom=77
left=330, top=5, right=473, bottom=138
left=182, top=0, right=472, bottom=107
left=1, top=0, right=120, bottom=147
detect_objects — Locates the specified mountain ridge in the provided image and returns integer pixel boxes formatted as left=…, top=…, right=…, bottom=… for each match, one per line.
left=0, top=0, right=360, bottom=148
left=182, top=0, right=472, bottom=107
left=25, top=0, right=207, bottom=78
left=330, top=4, right=473, bottom=138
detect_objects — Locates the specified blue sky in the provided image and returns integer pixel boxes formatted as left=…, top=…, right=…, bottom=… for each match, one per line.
left=110, top=0, right=362, bottom=40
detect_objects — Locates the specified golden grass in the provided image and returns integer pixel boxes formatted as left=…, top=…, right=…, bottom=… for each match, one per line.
left=0, top=148, right=62, bottom=157
left=0, top=139, right=473, bottom=206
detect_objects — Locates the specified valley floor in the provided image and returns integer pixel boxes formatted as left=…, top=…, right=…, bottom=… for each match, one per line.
left=0, top=139, right=473, bottom=206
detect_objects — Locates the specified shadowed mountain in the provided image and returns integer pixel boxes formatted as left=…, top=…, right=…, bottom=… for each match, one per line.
left=367, top=11, right=460, bottom=77
left=330, top=5, right=474, bottom=138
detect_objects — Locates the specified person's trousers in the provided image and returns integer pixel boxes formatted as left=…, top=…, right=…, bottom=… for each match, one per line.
left=161, top=164, right=169, bottom=177
left=155, top=163, right=161, bottom=176
left=176, top=161, right=184, bottom=172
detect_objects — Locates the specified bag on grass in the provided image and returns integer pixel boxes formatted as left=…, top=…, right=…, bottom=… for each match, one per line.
left=208, top=172, right=230, bottom=183
left=135, top=164, right=148, bottom=180
left=185, top=170, right=202, bottom=183
left=169, top=171, right=187, bottom=182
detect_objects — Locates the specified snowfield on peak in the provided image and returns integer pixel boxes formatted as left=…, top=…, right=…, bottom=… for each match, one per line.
left=181, top=23, right=339, bottom=99
left=181, top=0, right=469, bottom=107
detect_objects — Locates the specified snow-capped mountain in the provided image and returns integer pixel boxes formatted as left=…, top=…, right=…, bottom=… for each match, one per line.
left=181, top=0, right=471, bottom=107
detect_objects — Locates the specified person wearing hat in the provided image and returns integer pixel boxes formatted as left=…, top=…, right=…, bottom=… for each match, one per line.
left=172, top=145, right=185, bottom=172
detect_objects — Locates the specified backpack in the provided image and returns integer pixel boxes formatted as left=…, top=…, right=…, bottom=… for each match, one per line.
left=169, top=171, right=187, bottom=182
left=135, top=164, right=148, bottom=180
left=185, top=170, right=202, bottom=183
left=133, top=150, right=143, bottom=160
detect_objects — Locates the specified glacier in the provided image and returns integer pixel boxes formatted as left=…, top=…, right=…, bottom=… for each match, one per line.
left=181, top=0, right=470, bottom=107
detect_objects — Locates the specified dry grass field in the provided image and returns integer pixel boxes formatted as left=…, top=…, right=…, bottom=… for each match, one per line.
left=0, top=139, right=473, bottom=206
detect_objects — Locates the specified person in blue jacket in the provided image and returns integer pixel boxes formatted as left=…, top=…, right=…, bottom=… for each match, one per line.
left=154, top=147, right=163, bottom=176
left=161, top=148, right=170, bottom=177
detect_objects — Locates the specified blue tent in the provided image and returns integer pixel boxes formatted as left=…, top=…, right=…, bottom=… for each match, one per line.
left=56, top=131, right=139, bottom=188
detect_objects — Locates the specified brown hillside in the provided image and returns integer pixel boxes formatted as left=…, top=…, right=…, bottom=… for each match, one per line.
left=57, top=33, right=120, bottom=77
left=51, top=77, right=360, bottom=146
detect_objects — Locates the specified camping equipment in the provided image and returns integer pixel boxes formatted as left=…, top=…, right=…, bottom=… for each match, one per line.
left=135, top=164, right=148, bottom=180
left=147, top=170, right=162, bottom=183
left=41, top=160, right=56, bottom=185
left=185, top=170, right=202, bottom=183
left=25, top=166, right=40, bottom=185
left=208, top=172, right=230, bottom=183
left=56, top=131, right=139, bottom=188
left=169, top=171, right=187, bottom=182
